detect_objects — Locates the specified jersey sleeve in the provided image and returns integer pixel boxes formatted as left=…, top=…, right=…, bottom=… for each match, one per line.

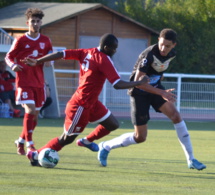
left=5, top=38, right=20, bottom=68
left=98, top=55, right=120, bottom=85
left=138, top=51, right=153, bottom=74
left=63, top=49, right=83, bottom=61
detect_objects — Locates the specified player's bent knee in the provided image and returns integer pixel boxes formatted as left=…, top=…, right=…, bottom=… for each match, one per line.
left=135, top=136, right=147, bottom=143
left=59, top=133, right=78, bottom=146
left=169, top=111, right=181, bottom=123
left=108, top=122, right=119, bottom=131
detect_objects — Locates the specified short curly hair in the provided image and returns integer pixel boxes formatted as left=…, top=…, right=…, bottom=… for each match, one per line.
left=25, top=8, right=44, bottom=20
left=159, top=28, right=177, bottom=43
left=99, top=33, right=118, bottom=49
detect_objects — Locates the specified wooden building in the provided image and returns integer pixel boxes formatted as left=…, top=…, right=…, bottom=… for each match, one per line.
left=0, top=2, right=158, bottom=117
left=0, top=2, right=158, bottom=72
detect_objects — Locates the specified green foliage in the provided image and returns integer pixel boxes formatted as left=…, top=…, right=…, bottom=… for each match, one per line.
left=0, top=0, right=102, bottom=9
left=117, top=0, right=215, bottom=74
left=1, top=0, right=214, bottom=74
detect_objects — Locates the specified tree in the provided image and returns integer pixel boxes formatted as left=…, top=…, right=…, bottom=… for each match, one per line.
left=1, top=0, right=214, bottom=74
left=114, top=0, right=215, bottom=74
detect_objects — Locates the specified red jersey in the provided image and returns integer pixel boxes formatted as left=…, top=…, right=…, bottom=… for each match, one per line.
left=5, top=33, right=53, bottom=88
left=0, top=70, right=15, bottom=92
left=64, top=47, right=121, bottom=108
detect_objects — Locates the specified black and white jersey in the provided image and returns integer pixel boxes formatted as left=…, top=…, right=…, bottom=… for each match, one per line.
left=128, top=44, right=176, bottom=95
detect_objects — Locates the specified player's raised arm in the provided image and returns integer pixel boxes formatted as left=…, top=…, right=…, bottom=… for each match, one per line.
left=113, top=75, right=149, bottom=89
left=134, top=69, right=176, bottom=102
left=22, top=51, right=64, bottom=66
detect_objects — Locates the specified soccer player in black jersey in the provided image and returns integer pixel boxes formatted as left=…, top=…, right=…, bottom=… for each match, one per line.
left=96, top=28, right=206, bottom=170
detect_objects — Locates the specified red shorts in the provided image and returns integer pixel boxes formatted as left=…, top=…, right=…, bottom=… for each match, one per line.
left=16, top=87, right=46, bottom=110
left=64, top=99, right=111, bottom=136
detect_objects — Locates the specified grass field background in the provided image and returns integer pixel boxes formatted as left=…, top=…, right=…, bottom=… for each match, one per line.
left=0, top=118, right=214, bottom=195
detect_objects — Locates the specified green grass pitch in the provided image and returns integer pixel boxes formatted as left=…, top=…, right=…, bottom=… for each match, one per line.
left=0, top=118, right=214, bottom=195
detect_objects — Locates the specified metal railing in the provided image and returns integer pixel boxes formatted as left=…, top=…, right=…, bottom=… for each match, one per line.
left=0, top=28, right=14, bottom=53
left=0, top=28, right=14, bottom=45
left=54, top=69, right=215, bottom=121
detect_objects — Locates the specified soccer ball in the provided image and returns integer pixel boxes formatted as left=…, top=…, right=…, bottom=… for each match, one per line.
left=38, top=148, right=59, bottom=168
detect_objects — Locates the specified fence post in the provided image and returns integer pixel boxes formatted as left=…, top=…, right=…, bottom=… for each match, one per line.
left=176, top=75, right=182, bottom=112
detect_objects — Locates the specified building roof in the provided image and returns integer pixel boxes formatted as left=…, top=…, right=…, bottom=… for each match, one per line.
left=0, top=2, right=158, bottom=34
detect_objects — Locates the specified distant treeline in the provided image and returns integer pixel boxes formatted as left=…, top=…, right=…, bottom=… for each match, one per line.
left=1, top=0, right=214, bottom=74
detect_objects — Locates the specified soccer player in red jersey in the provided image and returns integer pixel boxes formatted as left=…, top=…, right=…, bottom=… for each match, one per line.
left=23, top=33, right=149, bottom=166
left=0, top=60, right=20, bottom=117
left=5, top=8, right=53, bottom=155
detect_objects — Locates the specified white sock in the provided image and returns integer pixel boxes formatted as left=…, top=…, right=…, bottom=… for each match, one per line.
left=174, top=120, right=194, bottom=163
left=103, top=132, right=137, bottom=151
left=18, top=137, right=25, bottom=144
left=82, top=137, right=91, bottom=144
left=26, top=141, right=34, bottom=147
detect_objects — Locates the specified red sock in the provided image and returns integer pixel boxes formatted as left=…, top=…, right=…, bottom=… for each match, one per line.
left=86, top=125, right=111, bottom=142
left=32, top=119, right=37, bottom=130
left=20, top=131, right=25, bottom=140
left=21, top=113, right=35, bottom=143
left=19, top=115, right=37, bottom=144
left=38, top=137, right=63, bottom=153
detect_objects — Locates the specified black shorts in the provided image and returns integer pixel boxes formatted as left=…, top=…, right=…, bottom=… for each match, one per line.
left=130, top=93, right=166, bottom=125
left=0, top=90, right=15, bottom=102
